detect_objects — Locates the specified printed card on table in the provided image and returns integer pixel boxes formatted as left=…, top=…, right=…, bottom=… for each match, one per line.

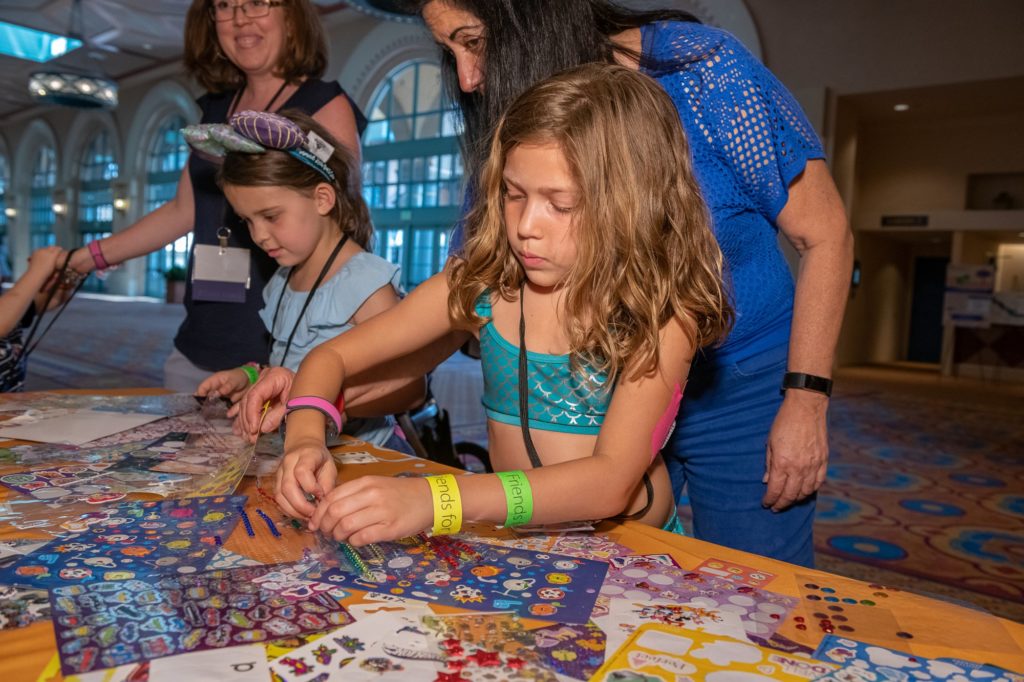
left=593, top=622, right=838, bottom=681
left=49, top=563, right=352, bottom=675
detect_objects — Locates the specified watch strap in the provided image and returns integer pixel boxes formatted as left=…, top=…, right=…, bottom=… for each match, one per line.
left=782, top=371, right=833, bottom=397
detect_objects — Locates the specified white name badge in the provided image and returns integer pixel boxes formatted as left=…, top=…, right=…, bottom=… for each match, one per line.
left=191, top=243, right=251, bottom=303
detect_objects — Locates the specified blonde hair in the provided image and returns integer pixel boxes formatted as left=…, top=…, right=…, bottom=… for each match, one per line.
left=449, top=64, right=732, bottom=381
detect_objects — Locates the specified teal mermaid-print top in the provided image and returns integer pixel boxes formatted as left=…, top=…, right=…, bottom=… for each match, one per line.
left=476, top=294, right=612, bottom=435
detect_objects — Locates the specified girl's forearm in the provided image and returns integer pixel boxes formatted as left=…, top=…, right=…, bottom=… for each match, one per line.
left=457, top=455, right=639, bottom=526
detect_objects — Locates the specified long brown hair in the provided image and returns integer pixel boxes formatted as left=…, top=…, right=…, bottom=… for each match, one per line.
left=219, top=110, right=373, bottom=249
left=184, top=0, right=328, bottom=93
left=449, top=64, right=731, bottom=381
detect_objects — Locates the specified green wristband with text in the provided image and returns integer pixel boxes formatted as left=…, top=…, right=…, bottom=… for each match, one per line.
left=240, top=365, right=260, bottom=385
left=496, top=470, right=534, bottom=527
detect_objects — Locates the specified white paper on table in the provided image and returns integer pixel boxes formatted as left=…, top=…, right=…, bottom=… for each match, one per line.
left=148, top=644, right=269, bottom=681
left=594, top=597, right=751, bottom=656
left=0, top=410, right=163, bottom=445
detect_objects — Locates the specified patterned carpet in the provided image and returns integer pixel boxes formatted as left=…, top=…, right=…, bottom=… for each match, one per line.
left=817, top=388, right=1024, bottom=618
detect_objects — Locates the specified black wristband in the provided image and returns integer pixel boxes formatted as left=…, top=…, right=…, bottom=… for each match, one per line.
left=782, top=371, right=833, bottom=397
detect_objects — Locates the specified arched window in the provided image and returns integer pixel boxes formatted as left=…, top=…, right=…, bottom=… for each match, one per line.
left=362, top=60, right=463, bottom=288
left=143, top=115, right=191, bottom=298
left=77, top=131, right=119, bottom=291
left=29, top=146, right=57, bottom=250
left=0, top=155, right=10, bottom=282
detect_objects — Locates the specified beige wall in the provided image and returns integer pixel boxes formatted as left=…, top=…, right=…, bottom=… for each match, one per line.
left=853, top=112, right=1024, bottom=227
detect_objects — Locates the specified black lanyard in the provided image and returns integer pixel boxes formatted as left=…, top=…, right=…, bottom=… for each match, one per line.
left=20, top=250, right=86, bottom=360
left=269, top=234, right=349, bottom=368
left=228, top=80, right=290, bottom=118
left=517, top=284, right=653, bottom=521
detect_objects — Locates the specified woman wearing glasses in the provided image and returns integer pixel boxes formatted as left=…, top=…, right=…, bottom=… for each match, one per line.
left=70, top=0, right=365, bottom=391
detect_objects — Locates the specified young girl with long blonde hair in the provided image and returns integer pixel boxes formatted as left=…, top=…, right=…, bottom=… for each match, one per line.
left=274, top=64, right=732, bottom=542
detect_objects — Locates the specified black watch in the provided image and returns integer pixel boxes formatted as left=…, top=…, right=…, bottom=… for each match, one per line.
left=781, top=371, right=833, bottom=397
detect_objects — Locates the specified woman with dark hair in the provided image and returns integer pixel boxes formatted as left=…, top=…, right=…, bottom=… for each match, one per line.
left=407, top=0, right=854, bottom=566
left=69, top=0, right=365, bottom=391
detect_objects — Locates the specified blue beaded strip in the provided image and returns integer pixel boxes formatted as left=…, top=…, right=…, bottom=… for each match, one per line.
left=237, top=506, right=255, bottom=537
left=255, top=508, right=281, bottom=538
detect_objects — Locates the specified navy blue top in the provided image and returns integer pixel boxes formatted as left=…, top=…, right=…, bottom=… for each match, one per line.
left=176, top=79, right=366, bottom=370
left=450, top=23, right=824, bottom=367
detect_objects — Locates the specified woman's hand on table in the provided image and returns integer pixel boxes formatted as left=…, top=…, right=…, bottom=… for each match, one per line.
left=235, top=366, right=294, bottom=443
left=275, top=438, right=336, bottom=518
left=197, top=369, right=251, bottom=405
left=311, top=475, right=432, bottom=546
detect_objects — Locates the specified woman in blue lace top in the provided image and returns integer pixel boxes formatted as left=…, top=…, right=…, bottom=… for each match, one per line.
left=402, top=0, right=854, bottom=566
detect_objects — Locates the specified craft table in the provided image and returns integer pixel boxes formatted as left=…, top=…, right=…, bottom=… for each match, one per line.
left=1, top=394, right=1022, bottom=680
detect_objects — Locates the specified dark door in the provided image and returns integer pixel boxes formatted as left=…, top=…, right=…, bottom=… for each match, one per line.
left=907, top=256, right=949, bottom=363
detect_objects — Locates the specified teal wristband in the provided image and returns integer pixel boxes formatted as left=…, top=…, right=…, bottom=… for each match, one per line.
left=240, top=365, right=259, bottom=385
left=496, top=470, right=533, bottom=527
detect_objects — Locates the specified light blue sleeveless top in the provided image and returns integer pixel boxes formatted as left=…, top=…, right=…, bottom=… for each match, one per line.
left=475, top=294, right=611, bottom=435
left=260, top=251, right=401, bottom=447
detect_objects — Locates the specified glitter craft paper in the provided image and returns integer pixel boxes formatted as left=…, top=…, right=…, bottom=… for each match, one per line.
left=50, top=564, right=352, bottom=675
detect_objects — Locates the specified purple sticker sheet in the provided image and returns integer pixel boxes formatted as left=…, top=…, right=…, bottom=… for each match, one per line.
left=310, top=540, right=607, bottom=624
left=600, top=560, right=797, bottom=638
left=0, top=495, right=246, bottom=589
left=50, top=563, right=352, bottom=675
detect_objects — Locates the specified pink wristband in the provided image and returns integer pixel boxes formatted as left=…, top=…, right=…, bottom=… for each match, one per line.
left=88, top=240, right=110, bottom=271
left=285, top=396, right=343, bottom=436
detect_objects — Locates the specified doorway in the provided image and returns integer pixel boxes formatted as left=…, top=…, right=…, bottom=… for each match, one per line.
left=907, top=256, right=949, bottom=363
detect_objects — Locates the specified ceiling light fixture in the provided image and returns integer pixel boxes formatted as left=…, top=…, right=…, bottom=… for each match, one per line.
left=28, top=0, right=118, bottom=110
left=893, top=103, right=910, bottom=112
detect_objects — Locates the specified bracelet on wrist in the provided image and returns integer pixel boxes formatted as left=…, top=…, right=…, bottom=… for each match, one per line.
left=496, top=470, right=533, bottom=527
left=426, top=474, right=463, bottom=535
left=88, top=239, right=111, bottom=271
left=285, top=396, right=343, bottom=438
left=239, top=363, right=260, bottom=385
left=781, top=371, right=833, bottom=398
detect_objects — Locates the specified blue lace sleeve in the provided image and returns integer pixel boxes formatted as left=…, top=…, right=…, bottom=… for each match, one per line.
left=647, top=23, right=825, bottom=220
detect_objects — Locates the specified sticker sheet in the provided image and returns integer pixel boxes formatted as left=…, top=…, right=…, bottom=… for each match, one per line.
left=421, top=612, right=608, bottom=681
left=270, top=610, right=440, bottom=682
left=594, top=623, right=838, bottom=681
left=309, top=539, right=607, bottom=623
left=813, top=636, right=1024, bottom=682
left=600, top=557, right=797, bottom=638
left=49, top=564, right=352, bottom=675
left=0, top=496, right=246, bottom=589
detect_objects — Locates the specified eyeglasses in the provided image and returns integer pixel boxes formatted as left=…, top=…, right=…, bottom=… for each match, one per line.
left=210, top=0, right=283, bottom=22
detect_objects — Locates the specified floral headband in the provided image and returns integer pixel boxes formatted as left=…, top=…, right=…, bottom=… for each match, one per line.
left=182, top=110, right=337, bottom=182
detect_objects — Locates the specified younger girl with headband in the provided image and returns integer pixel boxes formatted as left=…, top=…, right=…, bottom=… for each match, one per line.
left=275, top=65, right=732, bottom=541
left=194, top=110, right=420, bottom=451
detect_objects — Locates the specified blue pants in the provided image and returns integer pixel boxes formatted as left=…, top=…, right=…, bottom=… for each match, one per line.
left=664, top=341, right=816, bottom=567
